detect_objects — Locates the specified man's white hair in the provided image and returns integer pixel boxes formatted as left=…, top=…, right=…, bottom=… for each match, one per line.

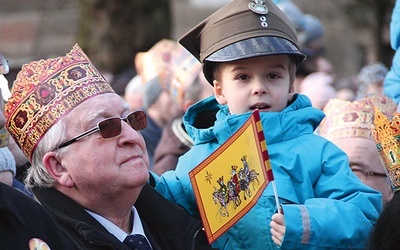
left=27, top=120, right=68, bottom=189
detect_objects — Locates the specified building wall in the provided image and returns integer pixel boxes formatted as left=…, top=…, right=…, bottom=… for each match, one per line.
left=0, top=0, right=80, bottom=68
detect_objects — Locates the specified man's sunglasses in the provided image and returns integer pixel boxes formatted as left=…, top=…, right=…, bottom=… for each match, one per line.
left=58, top=111, right=147, bottom=149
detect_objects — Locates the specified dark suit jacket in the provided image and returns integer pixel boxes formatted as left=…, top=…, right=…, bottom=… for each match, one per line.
left=33, top=184, right=215, bottom=250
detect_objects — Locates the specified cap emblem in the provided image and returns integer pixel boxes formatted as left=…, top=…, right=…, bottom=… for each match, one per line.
left=249, top=0, right=268, bottom=15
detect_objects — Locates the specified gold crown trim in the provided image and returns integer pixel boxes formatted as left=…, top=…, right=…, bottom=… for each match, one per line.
left=373, top=108, right=400, bottom=191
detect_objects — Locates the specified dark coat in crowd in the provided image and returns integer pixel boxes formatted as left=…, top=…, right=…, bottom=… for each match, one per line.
left=33, top=184, right=216, bottom=250
left=0, top=182, right=68, bottom=250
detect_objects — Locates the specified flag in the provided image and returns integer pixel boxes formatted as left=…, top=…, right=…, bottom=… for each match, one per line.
left=189, top=109, right=275, bottom=244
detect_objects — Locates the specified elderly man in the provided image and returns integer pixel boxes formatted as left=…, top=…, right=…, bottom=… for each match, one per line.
left=4, top=44, right=213, bottom=250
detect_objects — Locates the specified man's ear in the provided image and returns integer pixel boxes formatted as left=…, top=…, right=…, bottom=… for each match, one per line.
left=213, top=80, right=227, bottom=105
left=43, top=152, right=74, bottom=188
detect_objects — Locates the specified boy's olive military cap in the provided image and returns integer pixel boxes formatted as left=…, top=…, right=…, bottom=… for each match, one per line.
left=179, top=0, right=306, bottom=84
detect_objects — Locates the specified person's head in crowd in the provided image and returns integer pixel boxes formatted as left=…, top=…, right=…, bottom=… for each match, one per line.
left=297, top=14, right=325, bottom=58
left=151, top=51, right=213, bottom=175
left=0, top=146, right=16, bottom=187
left=336, top=88, right=356, bottom=102
left=0, top=58, right=28, bottom=185
left=124, top=75, right=144, bottom=111
left=315, top=56, right=336, bottom=78
left=168, top=50, right=213, bottom=111
left=276, top=1, right=325, bottom=56
left=135, top=39, right=183, bottom=126
left=356, top=62, right=389, bottom=99
left=133, top=40, right=191, bottom=170
left=319, top=95, right=397, bottom=205
left=335, top=76, right=358, bottom=102
left=135, top=39, right=182, bottom=86
left=0, top=54, right=11, bottom=102
left=1, top=83, right=29, bottom=178
left=108, top=66, right=136, bottom=97
left=142, top=76, right=181, bottom=128
left=300, top=71, right=336, bottom=110
left=274, top=0, right=304, bottom=28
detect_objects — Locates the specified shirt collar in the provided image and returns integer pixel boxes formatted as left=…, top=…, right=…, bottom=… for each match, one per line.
left=86, top=206, right=146, bottom=242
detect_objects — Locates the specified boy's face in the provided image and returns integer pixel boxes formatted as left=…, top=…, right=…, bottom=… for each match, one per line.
left=213, top=55, right=295, bottom=114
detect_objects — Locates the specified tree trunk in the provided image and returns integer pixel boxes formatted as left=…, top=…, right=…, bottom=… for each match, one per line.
left=77, top=0, right=171, bottom=94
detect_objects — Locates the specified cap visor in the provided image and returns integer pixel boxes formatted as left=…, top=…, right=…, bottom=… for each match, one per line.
left=205, top=36, right=305, bottom=62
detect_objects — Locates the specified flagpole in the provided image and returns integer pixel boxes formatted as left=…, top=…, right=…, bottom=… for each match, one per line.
left=253, top=109, right=281, bottom=214
left=271, top=180, right=281, bottom=213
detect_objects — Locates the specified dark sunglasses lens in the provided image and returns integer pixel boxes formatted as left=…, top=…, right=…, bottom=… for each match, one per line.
left=127, top=111, right=147, bottom=130
left=98, top=117, right=121, bottom=138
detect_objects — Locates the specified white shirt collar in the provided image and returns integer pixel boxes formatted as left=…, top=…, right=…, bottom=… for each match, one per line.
left=86, top=206, right=146, bottom=242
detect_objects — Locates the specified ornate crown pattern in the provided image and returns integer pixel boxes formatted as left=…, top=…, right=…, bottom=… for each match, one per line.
left=169, top=50, right=202, bottom=106
left=373, top=108, right=400, bottom=192
left=4, top=44, right=114, bottom=160
left=319, top=95, right=397, bottom=141
left=135, top=39, right=185, bottom=88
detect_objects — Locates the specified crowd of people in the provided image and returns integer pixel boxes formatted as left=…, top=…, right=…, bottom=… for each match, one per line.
left=1, top=0, right=400, bottom=249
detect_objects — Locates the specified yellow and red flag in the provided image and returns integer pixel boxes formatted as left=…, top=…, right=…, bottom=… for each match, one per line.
left=189, top=109, right=275, bottom=244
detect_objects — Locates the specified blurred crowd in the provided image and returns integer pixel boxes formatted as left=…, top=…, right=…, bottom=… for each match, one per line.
left=1, top=0, right=400, bottom=249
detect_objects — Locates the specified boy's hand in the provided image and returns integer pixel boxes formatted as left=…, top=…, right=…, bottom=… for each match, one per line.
left=270, top=212, right=286, bottom=246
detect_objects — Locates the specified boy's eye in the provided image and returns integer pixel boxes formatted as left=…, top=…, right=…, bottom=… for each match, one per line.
left=267, top=73, right=280, bottom=80
left=237, top=74, right=250, bottom=81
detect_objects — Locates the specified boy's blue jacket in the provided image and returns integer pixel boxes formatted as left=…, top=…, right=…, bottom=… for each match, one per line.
left=152, top=94, right=382, bottom=249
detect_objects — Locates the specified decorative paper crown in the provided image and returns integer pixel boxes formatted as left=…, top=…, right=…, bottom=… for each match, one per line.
left=4, top=44, right=114, bottom=161
left=168, top=50, right=202, bottom=107
left=319, top=95, right=397, bottom=141
left=135, top=39, right=186, bottom=88
left=373, top=108, right=400, bottom=192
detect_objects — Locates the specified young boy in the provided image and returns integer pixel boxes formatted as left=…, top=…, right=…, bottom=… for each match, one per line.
left=151, top=0, right=382, bottom=249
